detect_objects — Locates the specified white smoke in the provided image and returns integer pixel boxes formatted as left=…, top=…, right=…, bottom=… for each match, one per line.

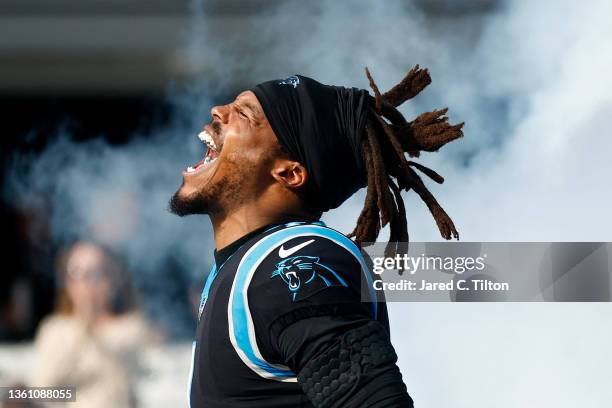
left=4, top=0, right=612, bottom=404
left=14, top=0, right=610, bottom=279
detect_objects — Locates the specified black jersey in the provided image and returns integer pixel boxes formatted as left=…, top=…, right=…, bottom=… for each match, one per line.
left=189, top=221, right=391, bottom=408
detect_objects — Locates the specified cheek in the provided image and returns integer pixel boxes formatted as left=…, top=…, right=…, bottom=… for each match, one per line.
left=227, top=125, right=273, bottom=155
left=223, top=134, right=270, bottom=168
left=213, top=127, right=278, bottom=184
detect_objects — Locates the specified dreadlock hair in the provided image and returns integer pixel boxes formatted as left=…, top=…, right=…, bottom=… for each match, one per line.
left=348, top=65, right=464, bottom=256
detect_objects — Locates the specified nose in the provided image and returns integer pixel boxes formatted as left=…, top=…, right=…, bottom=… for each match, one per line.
left=211, top=104, right=230, bottom=124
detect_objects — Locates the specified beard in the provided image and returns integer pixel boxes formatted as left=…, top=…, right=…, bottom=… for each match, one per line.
left=168, top=188, right=209, bottom=216
left=169, top=175, right=227, bottom=216
left=168, top=157, right=256, bottom=217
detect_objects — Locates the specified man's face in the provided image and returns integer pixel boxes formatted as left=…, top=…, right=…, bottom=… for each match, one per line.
left=170, top=90, right=280, bottom=216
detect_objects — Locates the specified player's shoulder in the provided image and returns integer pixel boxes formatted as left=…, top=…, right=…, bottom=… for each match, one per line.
left=241, top=221, right=371, bottom=303
left=248, top=220, right=363, bottom=264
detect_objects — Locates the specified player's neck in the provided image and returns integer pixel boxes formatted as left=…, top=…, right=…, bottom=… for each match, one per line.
left=210, top=204, right=315, bottom=250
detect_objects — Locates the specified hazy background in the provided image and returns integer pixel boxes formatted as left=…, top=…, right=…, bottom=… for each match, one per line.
left=1, top=0, right=611, bottom=407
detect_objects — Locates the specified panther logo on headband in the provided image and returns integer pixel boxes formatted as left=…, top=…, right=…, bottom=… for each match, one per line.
left=271, top=255, right=347, bottom=301
left=278, top=75, right=300, bottom=88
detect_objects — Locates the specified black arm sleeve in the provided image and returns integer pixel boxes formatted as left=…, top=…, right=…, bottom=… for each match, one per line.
left=278, top=315, right=414, bottom=408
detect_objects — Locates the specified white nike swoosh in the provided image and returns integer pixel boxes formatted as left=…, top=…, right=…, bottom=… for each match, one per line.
left=278, top=239, right=315, bottom=258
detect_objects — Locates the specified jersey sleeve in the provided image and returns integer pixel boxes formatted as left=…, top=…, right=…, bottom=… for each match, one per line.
left=243, top=230, right=380, bottom=368
left=279, top=316, right=414, bottom=407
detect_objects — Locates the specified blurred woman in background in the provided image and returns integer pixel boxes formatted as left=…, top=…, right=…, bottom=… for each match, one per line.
left=30, top=241, right=157, bottom=408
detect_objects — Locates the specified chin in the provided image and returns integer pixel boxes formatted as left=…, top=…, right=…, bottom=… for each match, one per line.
left=169, top=187, right=207, bottom=216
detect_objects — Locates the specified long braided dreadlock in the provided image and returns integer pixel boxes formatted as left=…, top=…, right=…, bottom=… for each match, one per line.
left=348, top=65, right=464, bottom=256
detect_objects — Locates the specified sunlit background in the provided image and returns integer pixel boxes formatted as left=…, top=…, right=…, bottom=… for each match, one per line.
left=1, top=0, right=611, bottom=407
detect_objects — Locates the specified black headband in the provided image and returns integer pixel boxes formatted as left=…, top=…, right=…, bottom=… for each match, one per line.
left=251, top=75, right=370, bottom=212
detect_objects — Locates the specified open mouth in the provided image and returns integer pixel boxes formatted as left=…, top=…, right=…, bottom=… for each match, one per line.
left=185, top=129, right=221, bottom=174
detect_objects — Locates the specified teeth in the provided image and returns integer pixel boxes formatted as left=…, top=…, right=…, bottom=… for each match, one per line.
left=186, top=132, right=220, bottom=174
left=198, top=130, right=218, bottom=151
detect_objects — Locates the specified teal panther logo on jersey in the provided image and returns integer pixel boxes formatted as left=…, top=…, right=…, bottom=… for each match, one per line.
left=271, top=255, right=347, bottom=301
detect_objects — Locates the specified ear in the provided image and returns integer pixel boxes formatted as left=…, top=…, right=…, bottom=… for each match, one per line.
left=271, top=159, right=308, bottom=190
